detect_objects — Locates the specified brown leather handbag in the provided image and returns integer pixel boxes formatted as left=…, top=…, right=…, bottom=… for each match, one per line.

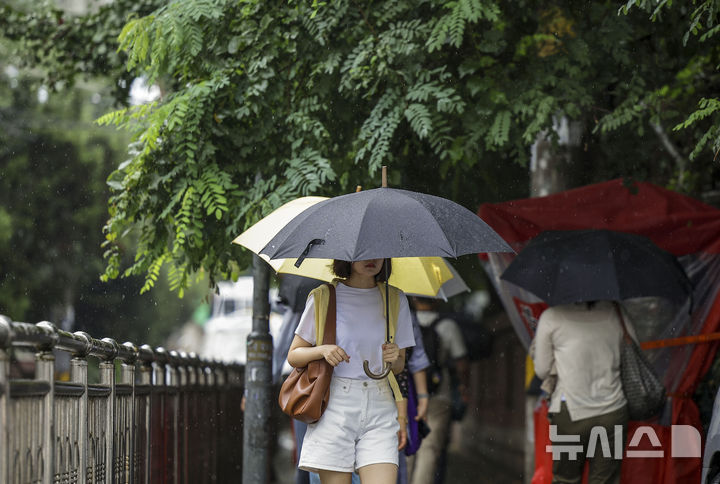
left=278, top=284, right=336, bottom=424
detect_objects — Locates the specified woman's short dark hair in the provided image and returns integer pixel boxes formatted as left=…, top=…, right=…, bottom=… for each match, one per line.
left=332, top=259, right=392, bottom=282
left=332, top=260, right=352, bottom=278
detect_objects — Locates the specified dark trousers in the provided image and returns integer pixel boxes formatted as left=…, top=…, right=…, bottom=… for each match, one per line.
left=293, top=419, right=310, bottom=484
left=549, top=402, right=628, bottom=484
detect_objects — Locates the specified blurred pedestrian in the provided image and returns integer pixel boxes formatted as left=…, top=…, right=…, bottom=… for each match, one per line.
left=276, top=275, right=324, bottom=484
left=532, top=301, right=636, bottom=484
left=406, top=297, right=469, bottom=484
left=395, top=309, right=431, bottom=484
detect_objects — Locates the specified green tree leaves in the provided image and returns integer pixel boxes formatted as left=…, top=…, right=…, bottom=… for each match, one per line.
left=427, top=0, right=500, bottom=52
left=5, top=0, right=720, bottom=295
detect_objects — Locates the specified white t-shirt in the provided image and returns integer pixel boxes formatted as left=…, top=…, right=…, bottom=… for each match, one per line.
left=295, top=282, right=415, bottom=380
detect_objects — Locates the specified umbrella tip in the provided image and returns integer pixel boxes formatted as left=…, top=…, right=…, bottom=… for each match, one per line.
left=356, top=185, right=362, bottom=192
left=382, top=166, right=388, bottom=188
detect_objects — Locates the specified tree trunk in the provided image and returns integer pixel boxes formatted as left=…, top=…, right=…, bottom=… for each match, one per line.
left=524, top=116, right=582, bottom=484
left=530, top=117, right=582, bottom=197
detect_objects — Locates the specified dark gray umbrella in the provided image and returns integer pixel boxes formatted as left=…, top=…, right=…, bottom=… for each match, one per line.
left=500, top=229, right=693, bottom=307
left=259, top=187, right=513, bottom=379
left=260, top=187, right=513, bottom=264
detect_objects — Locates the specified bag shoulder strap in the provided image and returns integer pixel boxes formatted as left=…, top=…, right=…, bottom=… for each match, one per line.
left=324, top=284, right=336, bottom=345
left=613, top=302, right=632, bottom=343
left=311, top=283, right=336, bottom=345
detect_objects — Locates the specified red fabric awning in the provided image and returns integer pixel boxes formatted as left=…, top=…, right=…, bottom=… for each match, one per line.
left=478, top=179, right=720, bottom=256
left=477, top=179, right=720, bottom=484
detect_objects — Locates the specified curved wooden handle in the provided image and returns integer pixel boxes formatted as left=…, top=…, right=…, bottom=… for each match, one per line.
left=363, top=360, right=392, bottom=380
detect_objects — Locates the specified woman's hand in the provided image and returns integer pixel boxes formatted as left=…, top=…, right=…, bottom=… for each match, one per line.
left=415, top=395, right=429, bottom=421
left=382, top=343, right=400, bottom=363
left=413, top=370, right=429, bottom=420
left=320, top=345, right=350, bottom=367
left=385, top=343, right=405, bottom=374
left=397, top=416, right=408, bottom=450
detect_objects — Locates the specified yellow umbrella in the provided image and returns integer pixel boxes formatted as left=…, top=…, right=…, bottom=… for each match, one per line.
left=233, top=197, right=456, bottom=297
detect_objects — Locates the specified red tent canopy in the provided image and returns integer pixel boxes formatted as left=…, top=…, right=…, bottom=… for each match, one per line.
left=478, top=179, right=720, bottom=484
left=479, top=178, right=720, bottom=256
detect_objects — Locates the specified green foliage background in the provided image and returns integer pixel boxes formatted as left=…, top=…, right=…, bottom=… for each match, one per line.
left=0, top=38, right=207, bottom=346
left=1, top=0, right=719, bottom=300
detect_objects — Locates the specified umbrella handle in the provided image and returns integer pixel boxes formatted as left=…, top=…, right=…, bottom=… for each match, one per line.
left=363, top=360, right=392, bottom=380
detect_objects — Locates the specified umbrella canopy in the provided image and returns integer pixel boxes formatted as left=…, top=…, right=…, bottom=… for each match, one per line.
left=233, top=197, right=460, bottom=297
left=233, top=196, right=327, bottom=255
left=241, top=186, right=512, bottom=379
left=267, top=256, right=457, bottom=299
left=259, top=188, right=513, bottom=264
left=500, top=229, right=693, bottom=307
left=404, top=259, right=470, bottom=301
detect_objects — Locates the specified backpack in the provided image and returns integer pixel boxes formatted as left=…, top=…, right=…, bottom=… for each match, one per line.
left=418, top=317, right=444, bottom=395
left=441, top=311, right=493, bottom=362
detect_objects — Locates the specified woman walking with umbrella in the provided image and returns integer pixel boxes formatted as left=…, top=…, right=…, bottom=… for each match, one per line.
left=503, top=229, right=692, bottom=484
left=287, top=258, right=415, bottom=483
left=250, top=168, right=513, bottom=482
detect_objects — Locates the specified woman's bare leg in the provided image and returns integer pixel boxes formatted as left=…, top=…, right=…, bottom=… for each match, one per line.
left=318, top=470, right=352, bottom=484
left=357, top=463, right=397, bottom=484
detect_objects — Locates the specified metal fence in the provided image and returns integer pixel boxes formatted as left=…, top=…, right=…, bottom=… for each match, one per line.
left=0, top=315, right=245, bottom=484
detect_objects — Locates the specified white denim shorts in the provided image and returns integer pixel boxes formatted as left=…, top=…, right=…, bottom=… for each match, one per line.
left=299, top=376, right=399, bottom=473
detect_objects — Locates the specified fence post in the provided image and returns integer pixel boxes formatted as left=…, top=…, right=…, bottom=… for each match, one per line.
left=210, top=363, right=222, bottom=482
left=166, top=349, right=180, bottom=484
left=172, top=350, right=187, bottom=484
left=0, top=316, right=11, bottom=484
left=138, top=344, right=154, bottom=484
left=121, top=342, right=138, bottom=484
left=100, top=338, right=119, bottom=484
left=36, top=322, right=57, bottom=484
left=71, top=331, right=92, bottom=484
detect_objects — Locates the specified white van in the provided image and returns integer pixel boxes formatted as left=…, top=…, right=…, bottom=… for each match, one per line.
left=200, top=277, right=283, bottom=364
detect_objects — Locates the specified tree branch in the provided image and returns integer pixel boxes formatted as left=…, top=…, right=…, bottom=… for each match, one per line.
left=352, top=0, right=378, bottom=40
left=650, top=120, right=686, bottom=174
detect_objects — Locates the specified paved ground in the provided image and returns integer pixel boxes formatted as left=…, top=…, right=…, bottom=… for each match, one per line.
left=270, top=419, right=525, bottom=484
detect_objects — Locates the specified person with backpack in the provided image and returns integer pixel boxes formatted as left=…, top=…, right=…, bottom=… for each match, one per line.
left=406, top=297, right=470, bottom=484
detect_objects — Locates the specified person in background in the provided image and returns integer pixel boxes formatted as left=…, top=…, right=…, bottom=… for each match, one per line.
left=533, top=301, right=635, bottom=484
left=395, top=309, right=431, bottom=484
left=406, top=297, right=469, bottom=484
left=275, top=275, right=324, bottom=484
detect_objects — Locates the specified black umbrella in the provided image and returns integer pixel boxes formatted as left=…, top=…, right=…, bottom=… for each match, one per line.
left=259, top=185, right=513, bottom=378
left=279, top=274, right=324, bottom=314
left=500, top=229, right=693, bottom=307
left=260, top=187, right=513, bottom=264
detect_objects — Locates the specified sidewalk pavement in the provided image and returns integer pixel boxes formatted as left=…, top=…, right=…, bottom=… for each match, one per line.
left=270, top=417, right=525, bottom=484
